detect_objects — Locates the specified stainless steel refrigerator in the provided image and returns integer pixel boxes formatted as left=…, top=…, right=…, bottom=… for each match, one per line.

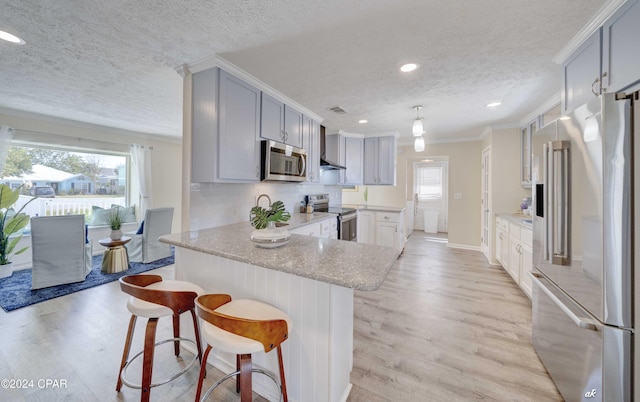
left=531, top=91, right=636, bottom=402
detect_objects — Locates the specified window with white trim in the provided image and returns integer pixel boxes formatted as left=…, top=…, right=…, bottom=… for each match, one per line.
left=415, top=164, right=443, bottom=200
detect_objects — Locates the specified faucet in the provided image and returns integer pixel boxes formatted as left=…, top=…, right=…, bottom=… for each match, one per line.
left=256, top=194, right=271, bottom=207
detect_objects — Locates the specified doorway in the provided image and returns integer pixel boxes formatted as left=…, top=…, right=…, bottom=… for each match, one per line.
left=413, top=160, right=448, bottom=234
left=481, top=146, right=491, bottom=260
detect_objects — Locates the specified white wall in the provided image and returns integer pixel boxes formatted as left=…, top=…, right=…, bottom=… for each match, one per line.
left=189, top=181, right=342, bottom=231
left=343, top=140, right=483, bottom=249
left=481, top=127, right=531, bottom=263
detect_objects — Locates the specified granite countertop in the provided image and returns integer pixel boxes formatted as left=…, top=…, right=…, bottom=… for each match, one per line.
left=160, top=221, right=400, bottom=291
left=497, top=213, right=533, bottom=229
left=342, top=204, right=406, bottom=213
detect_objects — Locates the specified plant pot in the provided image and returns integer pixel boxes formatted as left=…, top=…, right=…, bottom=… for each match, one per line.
left=110, top=229, right=123, bottom=240
left=0, top=262, right=13, bottom=279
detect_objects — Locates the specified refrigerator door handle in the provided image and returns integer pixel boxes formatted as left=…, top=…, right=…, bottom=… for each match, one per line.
left=548, top=140, right=571, bottom=265
left=530, top=272, right=598, bottom=331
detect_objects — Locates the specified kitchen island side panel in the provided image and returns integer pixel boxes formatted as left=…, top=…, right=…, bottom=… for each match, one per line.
left=175, top=247, right=353, bottom=402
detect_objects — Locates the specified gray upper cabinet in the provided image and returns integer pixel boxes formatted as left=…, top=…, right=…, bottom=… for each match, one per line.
left=191, top=68, right=261, bottom=183
left=363, top=136, right=396, bottom=185
left=562, top=29, right=602, bottom=113
left=260, top=93, right=303, bottom=148
left=377, top=136, right=396, bottom=185
left=520, top=120, right=535, bottom=187
left=284, top=105, right=303, bottom=148
left=260, top=92, right=284, bottom=144
left=602, top=0, right=640, bottom=93
left=303, top=116, right=321, bottom=183
left=342, top=136, right=364, bottom=185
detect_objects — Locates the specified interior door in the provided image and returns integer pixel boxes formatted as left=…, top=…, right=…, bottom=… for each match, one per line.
left=413, top=160, right=448, bottom=233
left=481, top=147, right=491, bottom=260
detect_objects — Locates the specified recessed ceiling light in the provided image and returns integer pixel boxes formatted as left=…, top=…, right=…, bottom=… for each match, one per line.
left=400, top=63, right=419, bottom=73
left=0, top=30, right=25, bottom=45
left=358, top=119, right=368, bottom=124
left=486, top=101, right=502, bottom=108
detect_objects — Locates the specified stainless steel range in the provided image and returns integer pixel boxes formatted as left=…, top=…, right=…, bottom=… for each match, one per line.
left=306, top=194, right=357, bottom=241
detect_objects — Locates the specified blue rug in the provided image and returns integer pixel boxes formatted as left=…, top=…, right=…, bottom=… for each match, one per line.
left=0, top=252, right=174, bottom=312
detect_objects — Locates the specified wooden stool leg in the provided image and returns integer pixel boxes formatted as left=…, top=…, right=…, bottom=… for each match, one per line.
left=141, top=318, right=158, bottom=402
left=277, top=345, right=288, bottom=402
left=238, top=354, right=252, bottom=402
left=190, top=309, right=203, bottom=365
left=235, top=354, right=240, bottom=393
left=194, top=345, right=212, bottom=402
left=116, top=315, right=137, bottom=392
left=172, top=313, right=180, bottom=356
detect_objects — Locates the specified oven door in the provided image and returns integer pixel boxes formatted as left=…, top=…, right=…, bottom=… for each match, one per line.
left=340, top=212, right=357, bottom=241
left=261, top=140, right=307, bottom=182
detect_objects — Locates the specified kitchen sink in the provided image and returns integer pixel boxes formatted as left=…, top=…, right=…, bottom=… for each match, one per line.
left=274, top=222, right=289, bottom=227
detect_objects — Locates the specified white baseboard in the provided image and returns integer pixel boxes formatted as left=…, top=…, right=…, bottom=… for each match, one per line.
left=446, top=243, right=481, bottom=252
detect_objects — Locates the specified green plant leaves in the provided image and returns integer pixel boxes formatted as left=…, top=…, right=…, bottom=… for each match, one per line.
left=1, top=183, right=37, bottom=265
left=0, top=185, right=20, bottom=210
left=249, top=200, right=291, bottom=229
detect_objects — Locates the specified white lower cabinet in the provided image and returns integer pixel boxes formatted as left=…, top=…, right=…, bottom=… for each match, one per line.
left=507, top=224, right=522, bottom=284
left=357, top=211, right=375, bottom=245
left=291, top=222, right=321, bottom=237
left=291, top=217, right=336, bottom=239
left=519, top=231, right=533, bottom=298
left=495, top=217, right=509, bottom=266
left=357, top=210, right=404, bottom=252
left=495, top=216, right=532, bottom=299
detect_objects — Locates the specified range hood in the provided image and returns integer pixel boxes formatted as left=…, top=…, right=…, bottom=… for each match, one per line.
left=319, top=125, right=346, bottom=170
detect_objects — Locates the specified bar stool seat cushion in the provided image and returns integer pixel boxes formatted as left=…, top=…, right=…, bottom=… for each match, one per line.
left=201, top=299, right=293, bottom=355
left=126, top=280, right=205, bottom=318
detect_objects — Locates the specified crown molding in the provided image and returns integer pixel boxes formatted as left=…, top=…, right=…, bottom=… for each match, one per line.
left=180, top=54, right=325, bottom=123
left=553, top=0, right=627, bottom=64
left=519, top=91, right=561, bottom=126
left=336, top=129, right=399, bottom=139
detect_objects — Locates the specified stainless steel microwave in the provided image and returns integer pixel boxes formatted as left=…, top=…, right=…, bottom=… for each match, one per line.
left=261, top=140, right=307, bottom=182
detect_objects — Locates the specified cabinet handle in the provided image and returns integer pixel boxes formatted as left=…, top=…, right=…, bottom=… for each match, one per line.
left=281, top=130, right=286, bottom=141
left=285, top=131, right=289, bottom=142
left=384, top=216, right=390, bottom=220
left=591, top=71, right=607, bottom=96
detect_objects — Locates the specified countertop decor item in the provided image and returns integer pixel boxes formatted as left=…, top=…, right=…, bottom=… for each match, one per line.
left=249, top=200, right=292, bottom=248
left=250, top=221, right=291, bottom=248
left=249, top=200, right=291, bottom=229
left=0, top=184, right=35, bottom=278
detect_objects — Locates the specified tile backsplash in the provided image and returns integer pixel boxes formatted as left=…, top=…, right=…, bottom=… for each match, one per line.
left=190, top=182, right=342, bottom=230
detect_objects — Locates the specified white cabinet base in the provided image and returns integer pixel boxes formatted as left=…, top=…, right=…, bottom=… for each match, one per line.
left=175, top=247, right=353, bottom=402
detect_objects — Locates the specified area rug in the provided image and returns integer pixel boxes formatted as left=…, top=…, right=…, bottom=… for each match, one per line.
left=0, top=252, right=174, bottom=312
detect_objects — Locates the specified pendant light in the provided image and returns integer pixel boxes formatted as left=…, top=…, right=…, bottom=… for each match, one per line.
left=414, top=135, right=425, bottom=152
left=412, top=105, right=423, bottom=136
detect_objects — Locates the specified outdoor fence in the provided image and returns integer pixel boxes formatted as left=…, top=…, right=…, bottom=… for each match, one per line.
left=16, top=196, right=126, bottom=220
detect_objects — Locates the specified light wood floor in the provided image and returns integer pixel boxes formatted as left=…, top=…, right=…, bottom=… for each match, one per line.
left=0, top=232, right=562, bottom=401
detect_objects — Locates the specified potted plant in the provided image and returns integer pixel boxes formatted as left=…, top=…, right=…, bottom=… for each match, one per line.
left=250, top=200, right=291, bottom=229
left=0, top=184, right=35, bottom=278
left=107, top=208, right=124, bottom=240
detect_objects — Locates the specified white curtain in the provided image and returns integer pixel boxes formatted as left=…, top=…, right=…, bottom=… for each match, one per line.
left=130, top=144, right=153, bottom=215
left=0, top=126, right=15, bottom=176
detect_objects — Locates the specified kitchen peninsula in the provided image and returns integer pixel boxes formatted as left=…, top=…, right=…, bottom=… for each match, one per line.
left=159, top=213, right=399, bottom=402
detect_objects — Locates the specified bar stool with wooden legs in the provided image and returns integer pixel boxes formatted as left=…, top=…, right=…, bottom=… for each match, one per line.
left=194, top=294, right=292, bottom=402
left=116, top=274, right=204, bottom=402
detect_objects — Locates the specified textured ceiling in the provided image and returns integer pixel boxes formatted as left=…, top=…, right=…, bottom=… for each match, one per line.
left=0, top=0, right=609, bottom=143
